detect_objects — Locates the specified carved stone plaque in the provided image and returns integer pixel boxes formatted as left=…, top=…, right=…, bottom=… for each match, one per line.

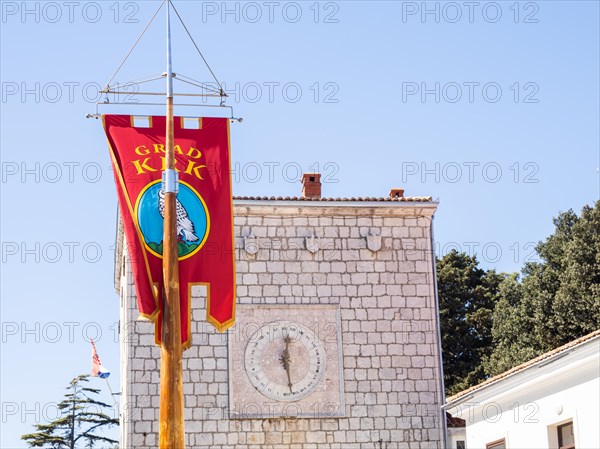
left=228, top=305, right=344, bottom=418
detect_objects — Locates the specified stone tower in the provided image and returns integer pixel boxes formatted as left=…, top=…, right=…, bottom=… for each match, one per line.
left=115, top=177, right=445, bottom=448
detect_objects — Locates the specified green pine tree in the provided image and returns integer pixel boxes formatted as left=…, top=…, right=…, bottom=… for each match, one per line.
left=21, top=375, right=118, bottom=449
left=437, top=250, right=503, bottom=395
left=483, top=273, right=539, bottom=376
left=485, top=202, right=600, bottom=377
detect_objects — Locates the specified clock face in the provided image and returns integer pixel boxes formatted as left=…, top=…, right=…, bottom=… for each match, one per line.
left=244, top=321, right=327, bottom=401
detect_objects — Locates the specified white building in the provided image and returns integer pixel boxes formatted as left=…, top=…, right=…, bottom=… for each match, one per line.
left=445, top=330, right=600, bottom=449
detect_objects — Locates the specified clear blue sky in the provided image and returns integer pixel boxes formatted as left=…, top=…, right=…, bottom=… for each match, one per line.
left=1, top=1, right=598, bottom=447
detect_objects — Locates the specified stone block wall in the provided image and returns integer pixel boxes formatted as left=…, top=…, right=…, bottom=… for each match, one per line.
left=118, top=200, right=445, bottom=449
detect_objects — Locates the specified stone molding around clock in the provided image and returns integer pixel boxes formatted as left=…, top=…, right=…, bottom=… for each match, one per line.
left=228, top=304, right=345, bottom=419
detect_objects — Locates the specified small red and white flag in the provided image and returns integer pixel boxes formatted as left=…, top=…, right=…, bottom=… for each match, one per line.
left=91, top=340, right=110, bottom=379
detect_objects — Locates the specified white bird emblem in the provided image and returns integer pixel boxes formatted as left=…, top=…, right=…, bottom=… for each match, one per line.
left=158, top=189, right=199, bottom=242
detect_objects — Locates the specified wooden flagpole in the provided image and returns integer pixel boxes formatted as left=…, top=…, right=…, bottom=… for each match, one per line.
left=159, top=1, right=185, bottom=448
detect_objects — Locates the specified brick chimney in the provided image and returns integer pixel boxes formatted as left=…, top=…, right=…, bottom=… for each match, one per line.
left=302, top=173, right=322, bottom=199
left=389, top=188, right=405, bottom=198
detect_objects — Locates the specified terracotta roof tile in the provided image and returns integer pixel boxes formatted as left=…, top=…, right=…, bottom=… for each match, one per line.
left=447, top=329, right=600, bottom=404
left=446, top=412, right=466, bottom=428
left=233, top=196, right=434, bottom=202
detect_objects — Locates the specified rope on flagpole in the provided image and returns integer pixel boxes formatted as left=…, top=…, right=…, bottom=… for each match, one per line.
left=103, top=0, right=166, bottom=89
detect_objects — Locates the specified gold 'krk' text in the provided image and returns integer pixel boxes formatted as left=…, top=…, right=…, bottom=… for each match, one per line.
left=131, top=144, right=207, bottom=180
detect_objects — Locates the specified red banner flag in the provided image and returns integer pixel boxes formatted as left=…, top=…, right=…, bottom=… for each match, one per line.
left=103, top=115, right=236, bottom=348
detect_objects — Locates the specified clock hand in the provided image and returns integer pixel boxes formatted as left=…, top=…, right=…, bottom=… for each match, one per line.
left=280, top=335, right=293, bottom=393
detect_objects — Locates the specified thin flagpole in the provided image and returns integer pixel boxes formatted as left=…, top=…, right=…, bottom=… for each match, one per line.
left=159, top=1, right=185, bottom=448
left=104, top=378, right=119, bottom=408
